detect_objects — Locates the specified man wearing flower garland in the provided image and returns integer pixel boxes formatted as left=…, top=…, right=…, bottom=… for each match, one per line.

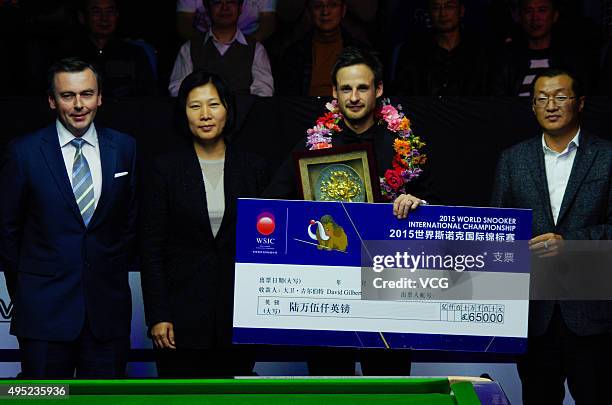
left=266, top=46, right=436, bottom=375
left=328, top=48, right=433, bottom=212
left=267, top=46, right=435, bottom=216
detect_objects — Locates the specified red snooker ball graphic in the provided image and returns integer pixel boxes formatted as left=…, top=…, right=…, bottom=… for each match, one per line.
left=256, top=213, right=275, bottom=235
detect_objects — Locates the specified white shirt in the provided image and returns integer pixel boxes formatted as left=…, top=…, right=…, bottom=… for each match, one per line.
left=168, top=29, right=274, bottom=97
left=176, top=0, right=277, bottom=35
left=199, top=158, right=225, bottom=238
left=542, top=129, right=580, bottom=224
left=57, top=120, right=103, bottom=211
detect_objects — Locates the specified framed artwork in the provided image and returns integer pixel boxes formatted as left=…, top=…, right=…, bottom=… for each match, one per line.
left=293, top=143, right=381, bottom=203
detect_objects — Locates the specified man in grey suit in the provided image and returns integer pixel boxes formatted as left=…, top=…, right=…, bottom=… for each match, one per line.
left=492, top=68, right=612, bottom=404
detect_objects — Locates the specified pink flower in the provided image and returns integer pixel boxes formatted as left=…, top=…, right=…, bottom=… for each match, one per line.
left=380, top=104, right=396, bottom=117
left=380, top=104, right=401, bottom=121
left=388, top=118, right=404, bottom=132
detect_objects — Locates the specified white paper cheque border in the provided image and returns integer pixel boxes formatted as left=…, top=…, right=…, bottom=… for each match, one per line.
left=233, top=263, right=528, bottom=338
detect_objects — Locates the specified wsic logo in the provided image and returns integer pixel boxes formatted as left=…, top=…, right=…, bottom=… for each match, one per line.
left=253, top=212, right=278, bottom=255
left=256, top=212, right=275, bottom=244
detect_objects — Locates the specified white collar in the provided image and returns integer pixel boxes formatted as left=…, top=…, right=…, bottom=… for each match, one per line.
left=205, top=28, right=247, bottom=46
left=56, top=119, right=98, bottom=148
left=542, top=128, right=580, bottom=155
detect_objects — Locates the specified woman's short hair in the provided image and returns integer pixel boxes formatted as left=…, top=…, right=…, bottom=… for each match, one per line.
left=175, top=69, right=237, bottom=141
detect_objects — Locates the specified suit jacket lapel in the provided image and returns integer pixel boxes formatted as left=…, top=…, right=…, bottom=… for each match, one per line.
left=39, top=125, right=85, bottom=226
left=182, top=146, right=215, bottom=240
left=89, top=128, right=116, bottom=228
left=556, top=134, right=597, bottom=225
left=529, top=138, right=556, bottom=228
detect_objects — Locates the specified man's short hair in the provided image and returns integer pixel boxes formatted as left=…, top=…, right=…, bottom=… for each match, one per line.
left=331, top=47, right=384, bottom=87
left=175, top=69, right=237, bottom=141
left=429, top=0, right=462, bottom=6
left=519, top=0, right=557, bottom=11
left=308, top=0, right=346, bottom=7
left=203, top=0, right=245, bottom=11
left=78, top=0, right=120, bottom=14
left=47, top=57, right=102, bottom=96
left=532, top=68, right=584, bottom=98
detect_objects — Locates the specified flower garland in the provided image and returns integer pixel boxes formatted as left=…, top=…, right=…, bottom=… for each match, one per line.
left=306, top=99, right=427, bottom=201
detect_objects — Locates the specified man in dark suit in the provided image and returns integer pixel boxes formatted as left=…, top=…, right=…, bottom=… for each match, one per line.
left=0, top=57, right=137, bottom=378
left=491, top=68, right=612, bottom=404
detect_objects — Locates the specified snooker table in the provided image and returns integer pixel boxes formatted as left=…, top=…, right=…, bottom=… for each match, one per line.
left=0, top=377, right=507, bottom=404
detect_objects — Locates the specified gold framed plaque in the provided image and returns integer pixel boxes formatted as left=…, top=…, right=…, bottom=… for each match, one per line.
left=293, top=143, right=381, bottom=203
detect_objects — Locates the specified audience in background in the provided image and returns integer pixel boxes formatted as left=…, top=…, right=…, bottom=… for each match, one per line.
left=58, top=0, right=158, bottom=98
left=169, top=0, right=274, bottom=97
left=375, top=0, right=429, bottom=82
left=0, top=0, right=610, bottom=97
left=273, top=0, right=376, bottom=47
left=276, top=0, right=367, bottom=96
left=16, top=1, right=82, bottom=95
left=176, top=0, right=277, bottom=42
left=392, top=0, right=489, bottom=96
left=491, top=0, right=597, bottom=96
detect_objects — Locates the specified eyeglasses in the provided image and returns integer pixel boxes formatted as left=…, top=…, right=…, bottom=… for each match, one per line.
left=209, top=0, right=239, bottom=7
left=533, top=95, right=577, bottom=108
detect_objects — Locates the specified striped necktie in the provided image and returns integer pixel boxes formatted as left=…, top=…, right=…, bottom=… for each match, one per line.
left=71, top=138, right=95, bottom=226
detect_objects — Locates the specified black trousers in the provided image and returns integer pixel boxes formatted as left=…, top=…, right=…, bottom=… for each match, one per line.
left=155, top=346, right=255, bottom=378
left=518, top=306, right=612, bottom=405
left=18, top=318, right=129, bottom=378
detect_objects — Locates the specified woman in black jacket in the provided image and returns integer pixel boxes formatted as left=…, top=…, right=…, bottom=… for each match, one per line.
left=140, top=70, right=268, bottom=377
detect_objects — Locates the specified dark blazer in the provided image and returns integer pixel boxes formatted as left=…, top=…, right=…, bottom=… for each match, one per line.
left=491, top=132, right=612, bottom=336
left=0, top=124, right=137, bottom=341
left=140, top=143, right=269, bottom=349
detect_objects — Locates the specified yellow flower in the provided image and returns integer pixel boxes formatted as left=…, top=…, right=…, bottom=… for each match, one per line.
left=399, top=117, right=410, bottom=131
left=411, top=136, right=425, bottom=149
left=393, top=139, right=411, bottom=155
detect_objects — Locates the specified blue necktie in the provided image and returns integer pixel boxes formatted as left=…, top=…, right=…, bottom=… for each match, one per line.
left=71, top=138, right=95, bottom=226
